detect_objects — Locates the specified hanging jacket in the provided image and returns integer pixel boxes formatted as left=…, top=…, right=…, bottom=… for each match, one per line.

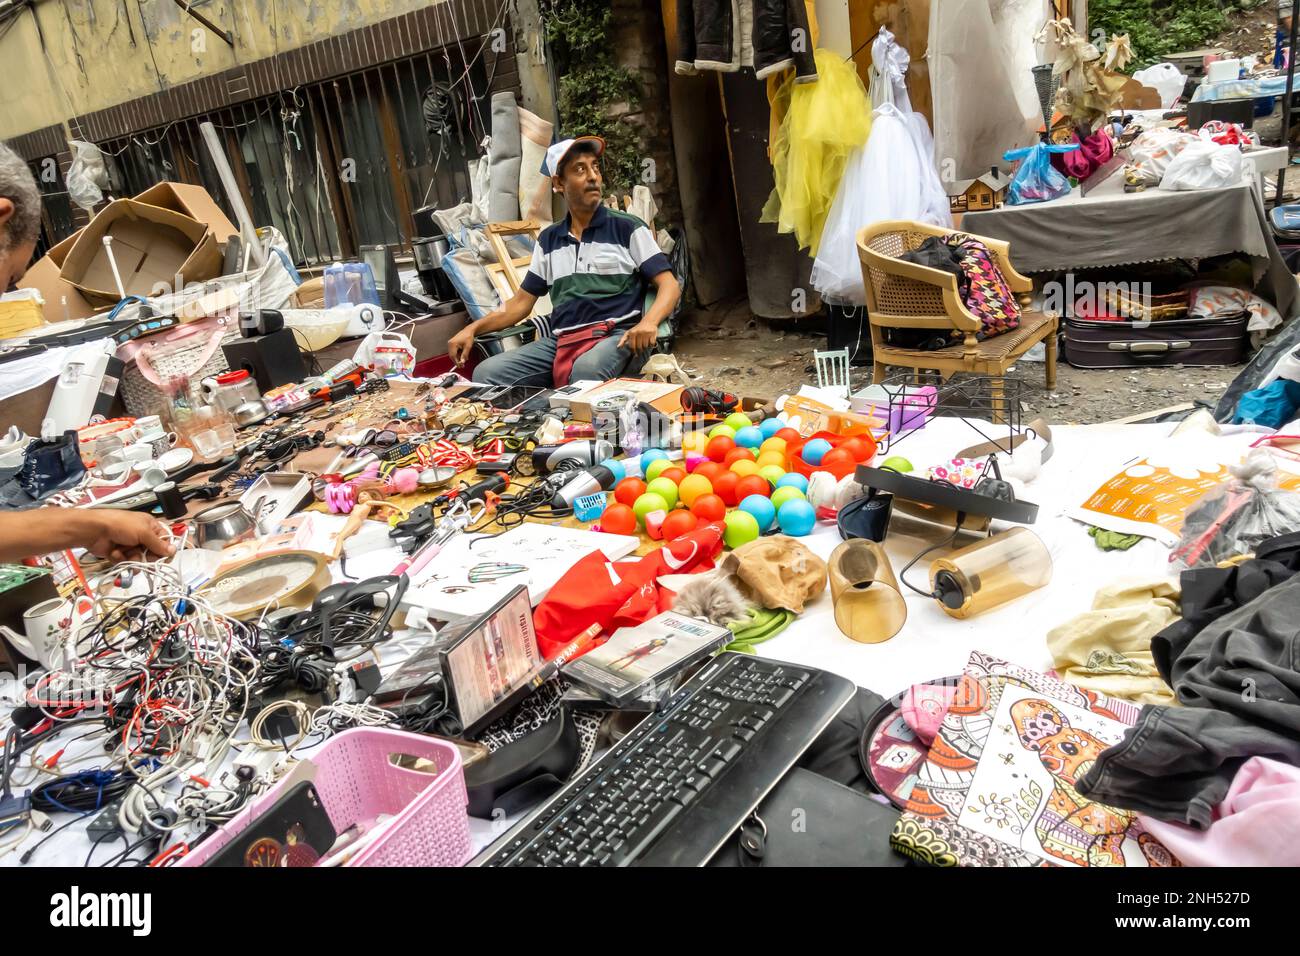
left=676, top=0, right=818, bottom=83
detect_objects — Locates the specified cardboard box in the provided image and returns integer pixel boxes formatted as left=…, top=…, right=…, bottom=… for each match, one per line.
left=18, top=182, right=237, bottom=321
left=567, top=377, right=684, bottom=422
left=60, top=199, right=223, bottom=305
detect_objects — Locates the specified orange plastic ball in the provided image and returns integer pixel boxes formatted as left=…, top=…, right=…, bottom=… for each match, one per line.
left=658, top=467, right=687, bottom=486
left=706, top=435, right=736, bottom=463
left=839, top=436, right=876, bottom=462
left=678, top=473, right=713, bottom=508
left=691, top=494, right=727, bottom=522
left=775, top=427, right=801, bottom=444
left=693, top=461, right=727, bottom=484
left=599, top=503, right=638, bottom=535
left=613, top=477, right=647, bottom=508
left=660, top=510, right=699, bottom=540
left=711, top=471, right=741, bottom=506
left=730, top=459, right=761, bottom=478
left=734, top=474, right=771, bottom=501
left=724, top=447, right=756, bottom=467
left=819, top=447, right=857, bottom=472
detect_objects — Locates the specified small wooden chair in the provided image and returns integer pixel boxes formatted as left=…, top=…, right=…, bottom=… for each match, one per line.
left=856, top=221, right=1058, bottom=415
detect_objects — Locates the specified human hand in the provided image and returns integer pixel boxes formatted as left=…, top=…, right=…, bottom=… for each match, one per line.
left=84, top=511, right=174, bottom=562
left=448, top=327, right=476, bottom=367
left=618, top=320, right=659, bottom=353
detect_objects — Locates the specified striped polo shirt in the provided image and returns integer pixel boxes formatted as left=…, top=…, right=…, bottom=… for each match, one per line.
left=520, top=204, right=672, bottom=338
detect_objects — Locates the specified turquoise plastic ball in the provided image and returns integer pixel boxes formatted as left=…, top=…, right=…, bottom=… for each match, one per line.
left=734, top=426, right=764, bottom=449
left=775, top=473, right=809, bottom=494
left=600, top=458, right=626, bottom=483
left=739, top=494, right=777, bottom=532
left=801, top=438, right=833, bottom=466
left=777, top=499, right=817, bottom=536
left=759, top=417, right=783, bottom=439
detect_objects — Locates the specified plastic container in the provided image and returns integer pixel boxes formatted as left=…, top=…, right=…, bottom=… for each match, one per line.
left=828, top=539, right=906, bottom=643
left=324, top=261, right=381, bottom=310
left=929, top=527, right=1052, bottom=619
left=178, top=728, right=472, bottom=867
left=201, top=370, right=262, bottom=413
left=784, top=430, right=878, bottom=480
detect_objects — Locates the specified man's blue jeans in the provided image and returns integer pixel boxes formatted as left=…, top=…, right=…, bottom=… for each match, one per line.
left=471, top=320, right=649, bottom=388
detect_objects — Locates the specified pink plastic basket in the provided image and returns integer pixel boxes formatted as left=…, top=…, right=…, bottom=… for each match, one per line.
left=178, top=728, right=472, bottom=867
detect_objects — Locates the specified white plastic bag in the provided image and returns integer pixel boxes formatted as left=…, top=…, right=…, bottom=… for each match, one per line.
left=1132, top=63, right=1185, bottom=109
left=1160, top=141, right=1244, bottom=191
left=1126, top=128, right=1196, bottom=185
left=66, top=140, right=109, bottom=211
left=353, top=330, right=416, bottom=376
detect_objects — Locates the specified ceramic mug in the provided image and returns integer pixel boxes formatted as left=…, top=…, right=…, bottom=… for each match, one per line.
left=0, top=598, right=73, bottom=670
left=142, top=431, right=178, bottom=458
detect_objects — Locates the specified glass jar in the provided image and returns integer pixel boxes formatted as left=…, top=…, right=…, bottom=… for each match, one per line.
left=202, top=370, right=262, bottom=413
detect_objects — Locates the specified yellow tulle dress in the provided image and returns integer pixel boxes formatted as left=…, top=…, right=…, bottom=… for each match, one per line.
left=761, top=49, right=872, bottom=256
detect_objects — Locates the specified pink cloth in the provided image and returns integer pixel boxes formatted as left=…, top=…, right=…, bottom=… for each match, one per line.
left=1137, top=758, right=1300, bottom=866
left=1050, top=128, right=1115, bottom=181
left=899, top=683, right=957, bottom=747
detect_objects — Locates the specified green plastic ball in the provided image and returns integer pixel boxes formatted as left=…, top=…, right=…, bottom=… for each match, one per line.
left=645, top=477, right=680, bottom=509
left=758, top=465, right=786, bottom=486
left=708, top=424, right=737, bottom=440
left=882, top=456, right=914, bottom=473
left=723, top=510, right=761, bottom=549
left=643, top=458, right=673, bottom=483
left=724, top=412, right=753, bottom=432
left=770, top=486, right=807, bottom=510
left=633, top=492, right=670, bottom=526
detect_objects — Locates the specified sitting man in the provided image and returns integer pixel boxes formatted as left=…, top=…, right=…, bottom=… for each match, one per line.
left=448, top=135, right=681, bottom=387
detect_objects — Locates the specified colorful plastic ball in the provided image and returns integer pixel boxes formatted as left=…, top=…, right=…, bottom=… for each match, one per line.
left=639, top=447, right=668, bottom=469
left=739, top=494, right=777, bottom=532
left=685, top=453, right=709, bottom=474
left=735, top=475, right=771, bottom=502
left=598, top=503, right=637, bottom=535
left=882, top=456, right=914, bottom=473
left=759, top=465, right=786, bottom=486
left=659, top=467, right=687, bottom=486
left=706, top=435, right=736, bottom=463
left=644, top=458, right=672, bottom=483
left=770, top=485, right=808, bottom=510
left=734, top=425, right=764, bottom=449
left=801, top=438, right=833, bottom=466
left=644, top=511, right=669, bottom=540
left=724, top=446, right=756, bottom=467
left=775, top=427, right=802, bottom=444
left=661, top=510, right=699, bottom=540
left=614, top=477, right=647, bottom=508
left=633, top=492, right=670, bottom=526
left=708, top=424, right=737, bottom=440
left=776, top=499, right=817, bottom=536
left=678, top=473, right=713, bottom=508
left=725, top=412, right=754, bottom=432
left=599, top=458, right=626, bottom=483
left=819, top=447, right=857, bottom=472
left=759, top=417, right=784, bottom=439
left=711, top=471, right=741, bottom=506
left=694, top=461, right=727, bottom=484
left=723, top=510, right=761, bottom=549
left=730, top=459, right=761, bottom=479
left=755, top=451, right=786, bottom=470
left=759, top=436, right=788, bottom=455
left=645, top=477, right=679, bottom=510
left=682, top=431, right=709, bottom=454
left=775, top=473, right=809, bottom=494
left=840, top=436, right=876, bottom=463
left=691, top=494, right=727, bottom=522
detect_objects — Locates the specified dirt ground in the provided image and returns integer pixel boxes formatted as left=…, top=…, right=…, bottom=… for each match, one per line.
left=671, top=304, right=1233, bottom=425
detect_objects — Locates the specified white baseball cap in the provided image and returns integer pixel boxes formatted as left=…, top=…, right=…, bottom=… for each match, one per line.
left=543, top=135, right=606, bottom=177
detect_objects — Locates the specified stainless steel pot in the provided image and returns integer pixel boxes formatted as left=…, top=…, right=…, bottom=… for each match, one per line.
left=193, top=501, right=258, bottom=551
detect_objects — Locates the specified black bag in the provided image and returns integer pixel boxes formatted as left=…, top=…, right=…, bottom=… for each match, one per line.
left=706, top=768, right=908, bottom=867
left=1064, top=312, right=1249, bottom=369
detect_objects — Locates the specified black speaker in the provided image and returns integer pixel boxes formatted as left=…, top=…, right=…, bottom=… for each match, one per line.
left=239, top=308, right=285, bottom=338
left=222, top=327, right=307, bottom=393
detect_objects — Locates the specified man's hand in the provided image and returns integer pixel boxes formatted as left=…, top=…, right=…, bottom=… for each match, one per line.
left=83, top=512, right=174, bottom=563
left=618, top=319, right=659, bottom=353
left=448, top=327, right=476, bottom=367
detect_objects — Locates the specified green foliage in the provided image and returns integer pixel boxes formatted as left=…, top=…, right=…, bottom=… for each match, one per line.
left=1091, top=0, right=1230, bottom=68
left=542, top=0, right=642, bottom=192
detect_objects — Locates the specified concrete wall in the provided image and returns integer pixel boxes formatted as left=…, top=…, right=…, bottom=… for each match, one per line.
left=0, top=0, right=474, bottom=140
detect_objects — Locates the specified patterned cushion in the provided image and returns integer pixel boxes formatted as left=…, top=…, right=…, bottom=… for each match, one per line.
left=945, top=234, right=1021, bottom=338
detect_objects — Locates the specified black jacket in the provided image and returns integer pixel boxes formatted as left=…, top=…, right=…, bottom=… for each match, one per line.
left=675, top=0, right=818, bottom=83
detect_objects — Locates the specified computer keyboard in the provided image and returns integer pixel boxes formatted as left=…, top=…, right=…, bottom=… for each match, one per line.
left=475, top=652, right=855, bottom=867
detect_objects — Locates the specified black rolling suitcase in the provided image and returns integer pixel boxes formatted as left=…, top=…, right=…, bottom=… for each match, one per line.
left=1064, top=312, right=1249, bottom=369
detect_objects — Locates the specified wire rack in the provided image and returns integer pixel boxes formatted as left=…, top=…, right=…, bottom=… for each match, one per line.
left=867, top=373, right=1028, bottom=457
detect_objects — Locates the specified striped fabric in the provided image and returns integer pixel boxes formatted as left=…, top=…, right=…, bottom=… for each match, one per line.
left=520, top=204, right=671, bottom=338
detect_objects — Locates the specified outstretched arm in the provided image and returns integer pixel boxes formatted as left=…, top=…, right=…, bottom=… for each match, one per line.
left=0, top=509, right=175, bottom=564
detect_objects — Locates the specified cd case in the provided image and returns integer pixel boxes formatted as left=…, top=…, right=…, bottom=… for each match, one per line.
left=562, top=612, right=731, bottom=707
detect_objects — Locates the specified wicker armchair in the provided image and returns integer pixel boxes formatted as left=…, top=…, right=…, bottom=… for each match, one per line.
left=857, top=221, right=1058, bottom=403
